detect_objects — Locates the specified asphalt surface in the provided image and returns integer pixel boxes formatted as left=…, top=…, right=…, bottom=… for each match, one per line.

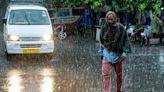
left=0, top=31, right=164, bottom=92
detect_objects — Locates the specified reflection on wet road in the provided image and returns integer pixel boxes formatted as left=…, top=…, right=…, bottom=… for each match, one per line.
left=0, top=33, right=164, bottom=92
left=40, top=68, right=54, bottom=92
left=4, top=68, right=55, bottom=92
left=159, top=50, right=164, bottom=74
left=8, top=69, right=22, bottom=92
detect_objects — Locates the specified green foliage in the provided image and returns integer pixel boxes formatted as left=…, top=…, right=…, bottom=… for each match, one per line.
left=44, top=0, right=162, bottom=13
left=92, top=0, right=103, bottom=9
left=139, top=3, right=146, bottom=11
left=137, top=0, right=161, bottom=11
left=43, top=0, right=103, bottom=8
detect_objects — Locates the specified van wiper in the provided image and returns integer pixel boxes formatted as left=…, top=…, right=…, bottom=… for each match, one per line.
left=24, top=14, right=30, bottom=25
left=11, top=12, right=15, bottom=24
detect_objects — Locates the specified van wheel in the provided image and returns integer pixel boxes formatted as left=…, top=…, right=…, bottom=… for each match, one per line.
left=5, top=52, right=13, bottom=61
left=47, top=53, right=53, bottom=59
left=41, top=53, right=53, bottom=61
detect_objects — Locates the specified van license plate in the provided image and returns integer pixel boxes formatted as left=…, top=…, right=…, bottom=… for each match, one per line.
left=23, top=49, right=40, bottom=53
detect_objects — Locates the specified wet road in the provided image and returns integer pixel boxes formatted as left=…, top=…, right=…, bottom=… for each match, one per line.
left=0, top=32, right=164, bottom=92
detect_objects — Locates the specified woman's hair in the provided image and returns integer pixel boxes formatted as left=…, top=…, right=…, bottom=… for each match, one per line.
left=105, top=11, right=116, bottom=18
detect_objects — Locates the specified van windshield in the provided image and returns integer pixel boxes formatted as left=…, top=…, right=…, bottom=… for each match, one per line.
left=9, top=10, right=50, bottom=25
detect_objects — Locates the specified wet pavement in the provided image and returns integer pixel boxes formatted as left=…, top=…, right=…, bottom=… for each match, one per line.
left=0, top=32, right=164, bottom=92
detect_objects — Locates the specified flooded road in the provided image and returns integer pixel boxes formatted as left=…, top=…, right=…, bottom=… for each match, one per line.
left=0, top=32, right=164, bottom=92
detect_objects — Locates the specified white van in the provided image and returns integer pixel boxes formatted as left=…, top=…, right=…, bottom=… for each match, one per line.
left=2, top=4, right=54, bottom=56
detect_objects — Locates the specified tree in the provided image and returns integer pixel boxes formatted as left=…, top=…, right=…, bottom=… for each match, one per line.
left=44, top=0, right=162, bottom=12
left=43, top=0, right=103, bottom=8
left=44, top=0, right=162, bottom=25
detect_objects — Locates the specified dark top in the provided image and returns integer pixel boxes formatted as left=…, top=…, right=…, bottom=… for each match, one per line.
left=100, top=22, right=129, bottom=55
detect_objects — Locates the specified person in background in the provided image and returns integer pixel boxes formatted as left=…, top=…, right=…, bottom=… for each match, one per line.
left=99, top=11, right=131, bottom=92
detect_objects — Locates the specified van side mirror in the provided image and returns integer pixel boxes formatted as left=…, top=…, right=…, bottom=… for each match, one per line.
left=2, top=18, right=7, bottom=24
left=0, top=18, right=7, bottom=24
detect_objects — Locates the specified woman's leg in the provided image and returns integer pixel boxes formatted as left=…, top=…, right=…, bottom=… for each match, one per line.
left=102, top=60, right=113, bottom=92
left=114, top=61, right=123, bottom=92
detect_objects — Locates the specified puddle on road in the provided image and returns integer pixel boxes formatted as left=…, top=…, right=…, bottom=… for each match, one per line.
left=39, top=68, right=55, bottom=92
left=2, top=68, right=55, bottom=92
left=7, top=69, right=23, bottom=92
left=1, top=67, right=102, bottom=92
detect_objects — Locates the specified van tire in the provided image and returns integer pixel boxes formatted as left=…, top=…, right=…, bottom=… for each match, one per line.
left=5, top=51, right=12, bottom=61
left=47, top=53, right=53, bottom=60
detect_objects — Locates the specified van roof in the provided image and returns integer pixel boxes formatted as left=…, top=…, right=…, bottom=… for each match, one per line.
left=8, top=4, right=47, bottom=11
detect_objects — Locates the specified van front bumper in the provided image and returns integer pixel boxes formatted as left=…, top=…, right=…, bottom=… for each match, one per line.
left=6, top=41, right=54, bottom=54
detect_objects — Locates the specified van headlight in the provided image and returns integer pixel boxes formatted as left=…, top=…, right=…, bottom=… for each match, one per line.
left=8, top=35, right=20, bottom=41
left=42, top=35, right=53, bottom=41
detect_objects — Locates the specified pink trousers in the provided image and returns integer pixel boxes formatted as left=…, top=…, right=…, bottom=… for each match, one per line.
left=102, top=59, right=123, bottom=92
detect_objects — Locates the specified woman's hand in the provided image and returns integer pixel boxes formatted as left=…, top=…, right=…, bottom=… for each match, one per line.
left=118, top=56, right=125, bottom=62
left=100, top=55, right=103, bottom=61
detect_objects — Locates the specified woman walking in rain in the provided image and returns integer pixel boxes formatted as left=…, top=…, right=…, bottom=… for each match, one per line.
left=99, top=11, right=131, bottom=92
